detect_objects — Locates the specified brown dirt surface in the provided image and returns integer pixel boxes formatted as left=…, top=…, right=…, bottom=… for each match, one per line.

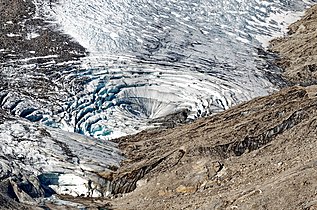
left=0, top=0, right=86, bottom=64
left=108, top=85, right=317, bottom=210
left=269, top=5, right=317, bottom=86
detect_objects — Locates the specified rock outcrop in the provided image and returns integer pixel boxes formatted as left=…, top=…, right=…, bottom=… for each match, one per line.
left=109, top=85, right=317, bottom=209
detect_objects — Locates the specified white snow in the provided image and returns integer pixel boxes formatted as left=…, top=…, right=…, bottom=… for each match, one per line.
left=14, top=55, right=59, bottom=63
left=6, top=33, right=21, bottom=37
left=26, top=32, right=40, bottom=40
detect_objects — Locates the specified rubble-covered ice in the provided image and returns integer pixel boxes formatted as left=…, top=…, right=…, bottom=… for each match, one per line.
left=0, top=111, right=122, bottom=201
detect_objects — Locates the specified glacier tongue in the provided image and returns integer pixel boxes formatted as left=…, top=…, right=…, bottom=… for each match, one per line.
left=0, top=111, right=122, bottom=200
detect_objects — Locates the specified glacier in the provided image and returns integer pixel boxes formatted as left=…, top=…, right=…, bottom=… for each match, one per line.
left=30, top=0, right=315, bottom=139
left=0, top=0, right=316, bottom=202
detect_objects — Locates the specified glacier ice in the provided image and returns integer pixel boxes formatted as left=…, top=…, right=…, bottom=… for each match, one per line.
left=0, top=111, right=122, bottom=199
left=29, top=0, right=314, bottom=139
left=2, top=0, right=316, bottom=140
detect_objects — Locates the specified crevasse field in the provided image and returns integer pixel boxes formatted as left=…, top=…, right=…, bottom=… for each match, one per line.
left=32, top=0, right=314, bottom=139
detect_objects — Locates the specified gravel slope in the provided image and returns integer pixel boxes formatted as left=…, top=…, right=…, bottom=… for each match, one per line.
left=270, top=4, right=317, bottom=86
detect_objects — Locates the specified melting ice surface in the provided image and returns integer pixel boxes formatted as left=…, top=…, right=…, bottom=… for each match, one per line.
left=40, top=0, right=315, bottom=139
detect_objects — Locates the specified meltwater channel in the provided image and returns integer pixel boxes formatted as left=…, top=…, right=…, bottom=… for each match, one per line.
left=38, top=0, right=315, bottom=139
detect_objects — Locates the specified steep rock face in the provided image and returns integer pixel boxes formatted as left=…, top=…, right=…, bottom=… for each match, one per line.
left=270, top=5, right=317, bottom=85
left=109, top=86, right=317, bottom=209
left=0, top=110, right=122, bottom=204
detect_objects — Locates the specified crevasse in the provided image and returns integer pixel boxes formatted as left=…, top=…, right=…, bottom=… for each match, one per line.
left=35, top=0, right=315, bottom=139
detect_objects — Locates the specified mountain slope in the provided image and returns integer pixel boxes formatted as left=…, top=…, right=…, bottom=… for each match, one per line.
left=1, top=1, right=317, bottom=210
left=106, top=6, right=317, bottom=208
left=109, top=85, right=317, bottom=209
